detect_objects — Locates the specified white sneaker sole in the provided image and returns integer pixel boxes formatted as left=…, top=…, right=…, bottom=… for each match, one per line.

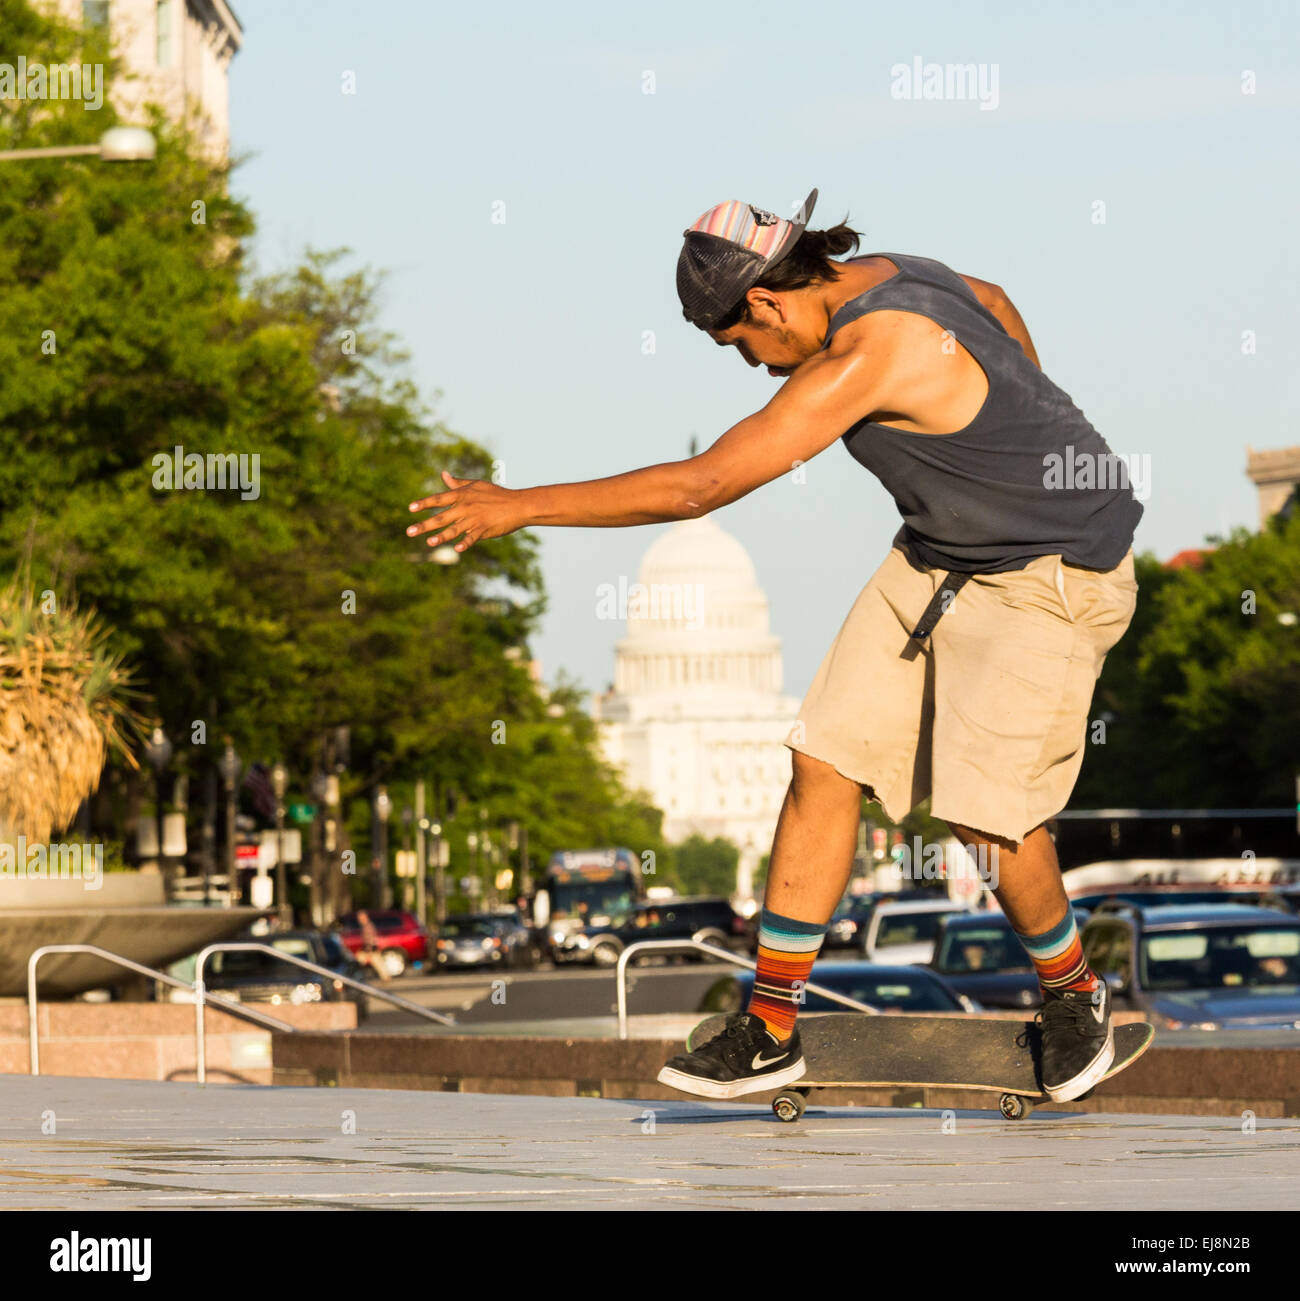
left=657, top=1057, right=807, bottom=1100
left=1043, top=1029, right=1115, bottom=1102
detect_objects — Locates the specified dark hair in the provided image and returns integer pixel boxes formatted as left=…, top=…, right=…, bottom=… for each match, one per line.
left=712, top=220, right=863, bottom=330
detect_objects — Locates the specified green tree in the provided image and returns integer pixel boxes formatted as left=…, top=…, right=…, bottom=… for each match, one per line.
left=0, top=0, right=675, bottom=887
left=1070, top=551, right=1179, bottom=806
left=1072, top=519, right=1300, bottom=808
left=671, top=834, right=739, bottom=896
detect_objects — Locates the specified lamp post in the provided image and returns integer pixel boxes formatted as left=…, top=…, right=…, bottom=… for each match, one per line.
left=271, top=762, right=289, bottom=924
left=483, top=833, right=496, bottom=909
left=517, top=821, right=530, bottom=899
left=142, top=727, right=172, bottom=871
left=0, top=126, right=157, bottom=163
left=414, top=780, right=428, bottom=928
left=506, top=819, right=521, bottom=910
left=466, top=830, right=479, bottom=908
left=429, top=820, right=445, bottom=923
left=373, top=786, right=392, bottom=910
left=311, top=768, right=329, bottom=925
left=437, top=785, right=457, bottom=923
left=400, top=804, right=414, bottom=913
left=478, top=806, right=488, bottom=888
left=217, top=739, right=241, bottom=905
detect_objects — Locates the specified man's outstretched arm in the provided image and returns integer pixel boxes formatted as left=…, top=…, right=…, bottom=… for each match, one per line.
left=406, top=334, right=891, bottom=552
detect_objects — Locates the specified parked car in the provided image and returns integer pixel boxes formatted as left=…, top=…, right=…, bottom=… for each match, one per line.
left=203, top=928, right=374, bottom=1020
left=824, top=890, right=938, bottom=951
left=553, top=897, right=754, bottom=967
left=1069, top=888, right=1292, bottom=914
left=698, top=962, right=978, bottom=1015
left=1081, top=902, right=1300, bottom=1030
left=860, top=899, right=974, bottom=965
left=930, top=910, right=1090, bottom=1010
left=434, top=913, right=538, bottom=970
left=337, top=909, right=429, bottom=977
left=484, top=910, right=545, bottom=967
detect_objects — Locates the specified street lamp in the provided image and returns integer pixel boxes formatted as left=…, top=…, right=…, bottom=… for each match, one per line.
left=400, top=805, right=415, bottom=914
left=143, top=727, right=172, bottom=870
left=506, top=818, right=529, bottom=903
left=478, top=806, right=489, bottom=903
left=217, top=739, right=242, bottom=905
left=0, top=126, right=157, bottom=163
left=271, top=762, right=289, bottom=924
left=429, top=820, right=444, bottom=923
left=373, top=785, right=392, bottom=910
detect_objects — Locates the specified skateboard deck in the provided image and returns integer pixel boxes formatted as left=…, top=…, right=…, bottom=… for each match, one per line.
left=686, top=1012, right=1155, bottom=1120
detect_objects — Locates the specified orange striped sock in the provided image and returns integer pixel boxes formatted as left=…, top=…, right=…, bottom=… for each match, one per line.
left=746, top=909, right=829, bottom=1041
left=1018, top=910, right=1099, bottom=993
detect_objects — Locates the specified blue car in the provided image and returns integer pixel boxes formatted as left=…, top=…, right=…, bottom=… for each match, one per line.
left=698, top=961, right=979, bottom=1015
left=931, top=909, right=1091, bottom=1011
left=1081, top=903, right=1300, bottom=1030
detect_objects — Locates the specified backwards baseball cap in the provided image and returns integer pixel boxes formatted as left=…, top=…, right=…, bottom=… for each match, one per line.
left=676, top=187, right=818, bottom=330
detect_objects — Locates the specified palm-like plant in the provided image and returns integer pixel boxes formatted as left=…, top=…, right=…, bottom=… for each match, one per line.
left=0, top=580, right=146, bottom=844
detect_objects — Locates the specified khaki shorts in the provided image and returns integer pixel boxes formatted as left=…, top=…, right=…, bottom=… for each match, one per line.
left=785, top=529, right=1138, bottom=844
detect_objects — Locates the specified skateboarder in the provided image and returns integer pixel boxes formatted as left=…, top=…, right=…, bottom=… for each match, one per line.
left=406, top=188, right=1143, bottom=1104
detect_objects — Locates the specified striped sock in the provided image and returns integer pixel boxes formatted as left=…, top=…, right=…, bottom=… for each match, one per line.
left=746, top=908, right=829, bottom=1042
left=1017, top=910, right=1100, bottom=994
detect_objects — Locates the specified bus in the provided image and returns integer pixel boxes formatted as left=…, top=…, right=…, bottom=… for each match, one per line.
left=537, top=848, right=644, bottom=946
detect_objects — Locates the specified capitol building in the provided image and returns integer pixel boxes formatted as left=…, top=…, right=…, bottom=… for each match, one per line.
left=591, top=516, right=801, bottom=900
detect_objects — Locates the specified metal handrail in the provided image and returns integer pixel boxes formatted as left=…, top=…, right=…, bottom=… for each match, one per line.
left=27, top=944, right=295, bottom=1076
left=193, top=942, right=455, bottom=1084
left=614, top=939, right=879, bottom=1038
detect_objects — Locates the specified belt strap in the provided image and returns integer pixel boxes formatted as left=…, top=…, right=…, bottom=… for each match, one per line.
left=909, top=571, right=973, bottom=643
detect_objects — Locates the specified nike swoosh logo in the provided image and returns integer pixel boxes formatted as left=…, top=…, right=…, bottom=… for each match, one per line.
left=1091, top=997, right=1107, bottom=1024
left=752, top=1051, right=788, bottom=1069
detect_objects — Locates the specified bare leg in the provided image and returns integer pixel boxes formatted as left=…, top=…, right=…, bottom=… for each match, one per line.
left=945, top=821, right=1068, bottom=933
left=763, top=752, right=865, bottom=924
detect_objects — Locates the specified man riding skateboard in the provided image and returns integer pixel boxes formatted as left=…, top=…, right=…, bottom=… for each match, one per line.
left=406, top=188, right=1143, bottom=1105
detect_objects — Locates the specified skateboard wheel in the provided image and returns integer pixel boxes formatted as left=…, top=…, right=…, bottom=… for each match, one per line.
left=772, top=1092, right=806, bottom=1123
left=998, top=1093, right=1030, bottom=1121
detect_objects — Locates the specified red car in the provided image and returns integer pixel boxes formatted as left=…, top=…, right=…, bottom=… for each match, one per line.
left=337, top=910, right=429, bottom=977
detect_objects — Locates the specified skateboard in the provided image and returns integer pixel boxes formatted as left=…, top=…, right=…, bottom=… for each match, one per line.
left=685, top=1012, right=1155, bottom=1122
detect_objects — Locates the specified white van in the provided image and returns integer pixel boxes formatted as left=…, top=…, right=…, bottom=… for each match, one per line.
left=861, top=899, right=974, bottom=965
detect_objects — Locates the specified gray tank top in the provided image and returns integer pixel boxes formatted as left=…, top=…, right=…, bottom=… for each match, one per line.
left=825, top=253, right=1143, bottom=573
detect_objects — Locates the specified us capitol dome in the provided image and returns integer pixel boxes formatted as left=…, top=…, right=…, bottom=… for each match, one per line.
left=591, top=515, right=800, bottom=899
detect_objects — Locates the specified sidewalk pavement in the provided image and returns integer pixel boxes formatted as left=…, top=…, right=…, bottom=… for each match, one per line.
left=1, top=1075, right=1297, bottom=1210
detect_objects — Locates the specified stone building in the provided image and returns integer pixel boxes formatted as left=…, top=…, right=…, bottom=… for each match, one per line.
left=591, top=516, right=800, bottom=901
left=1246, top=445, right=1300, bottom=526
left=49, top=0, right=242, bottom=159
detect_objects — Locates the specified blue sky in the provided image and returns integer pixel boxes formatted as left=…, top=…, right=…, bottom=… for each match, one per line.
left=230, top=0, right=1300, bottom=697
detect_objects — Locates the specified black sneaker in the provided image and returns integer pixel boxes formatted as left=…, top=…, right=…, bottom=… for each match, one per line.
left=1038, top=981, right=1115, bottom=1101
left=657, top=1012, right=806, bottom=1100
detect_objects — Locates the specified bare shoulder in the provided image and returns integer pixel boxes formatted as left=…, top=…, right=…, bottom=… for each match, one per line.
left=783, top=309, right=946, bottom=426
left=957, top=272, right=1005, bottom=309
left=823, top=307, right=948, bottom=367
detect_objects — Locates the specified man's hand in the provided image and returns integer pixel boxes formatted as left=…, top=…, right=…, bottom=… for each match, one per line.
left=407, top=471, right=524, bottom=552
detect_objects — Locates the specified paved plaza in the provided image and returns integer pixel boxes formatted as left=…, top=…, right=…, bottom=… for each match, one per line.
left=1, top=1075, right=1297, bottom=1210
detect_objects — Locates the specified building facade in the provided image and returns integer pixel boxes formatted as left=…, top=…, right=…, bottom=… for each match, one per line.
left=1246, top=445, right=1300, bottom=526
left=591, top=516, right=800, bottom=901
left=51, top=0, right=242, bottom=159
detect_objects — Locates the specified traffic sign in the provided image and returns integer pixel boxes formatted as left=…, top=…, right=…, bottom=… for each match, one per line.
left=288, top=803, right=316, bottom=824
